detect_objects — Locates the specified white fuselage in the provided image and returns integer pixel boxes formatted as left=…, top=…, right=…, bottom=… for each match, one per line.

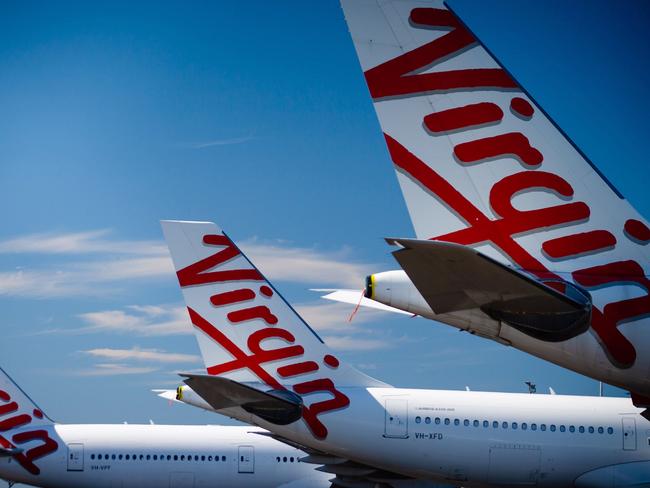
left=0, top=424, right=330, bottom=488
left=367, top=269, right=650, bottom=397
left=182, top=387, right=650, bottom=488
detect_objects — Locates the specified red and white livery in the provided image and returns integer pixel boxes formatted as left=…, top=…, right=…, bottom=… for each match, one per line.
left=327, top=0, right=650, bottom=401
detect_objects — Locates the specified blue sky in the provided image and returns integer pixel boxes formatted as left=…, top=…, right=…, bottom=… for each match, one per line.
left=1, top=0, right=649, bottom=429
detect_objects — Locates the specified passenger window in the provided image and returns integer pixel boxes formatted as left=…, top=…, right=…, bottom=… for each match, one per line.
left=167, top=455, right=171, bottom=461
left=483, top=420, right=488, bottom=428
left=579, top=426, right=585, bottom=433
left=531, top=424, right=537, bottom=431
left=174, top=455, right=178, bottom=461
left=139, top=455, right=144, bottom=460
left=492, top=421, right=498, bottom=428
left=290, top=457, right=294, bottom=462
left=569, top=426, right=575, bottom=433
left=512, top=422, right=518, bottom=430
left=454, top=419, right=460, bottom=426
left=607, top=427, right=613, bottom=434
left=91, top=454, right=96, bottom=460
left=201, top=455, right=205, bottom=461
left=464, top=419, right=470, bottom=426
left=425, top=417, right=431, bottom=424
left=111, top=454, right=116, bottom=460
left=119, top=454, right=123, bottom=460
left=560, top=425, right=566, bottom=432
left=283, top=457, right=287, bottom=462
left=588, top=426, right=594, bottom=434
left=146, top=455, right=150, bottom=461
left=597, top=427, right=604, bottom=434
left=521, top=423, right=527, bottom=430
left=435, top=417, right=440, bottom=425
left=222, top=456, right=226, bottom=461
left=444, top=418, right=450, bottom=425
left=502, top=422, right=508, bottom=429
left=415, top=416, right=421, bottom=424
left=541, top=424, right=547, bottom=431
left=550, top=425, right=556, bottom=432
left=473, top=420, right=479, bottom=427
left=181, top=455, right=185, bottom=461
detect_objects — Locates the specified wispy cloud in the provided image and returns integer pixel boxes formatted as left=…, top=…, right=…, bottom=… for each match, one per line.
left=296, top=300, right=395, bottom=351
left=75, top=363, right=160, bottom=377
left=0, top=230, right=375, bottom=298
left=76, top=305, right=191, bottom=336
left=80, top=347, right=200, bottom=364
left=0, top=229, right=165, bottom=255
left=240, top=240, right=373, bottom=288
left=183, top=135, right=254, bottom=149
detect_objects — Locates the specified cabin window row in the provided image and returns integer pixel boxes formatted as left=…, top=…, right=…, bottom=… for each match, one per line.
left=90, top=453, right=227, bottom=462
left=276, top=456, right=298, bottom=463
left=413, top=416, right=614, bottom=435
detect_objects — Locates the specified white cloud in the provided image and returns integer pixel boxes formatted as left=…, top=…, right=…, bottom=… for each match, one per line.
left=75, top=363, right=160, bottom=377
left=0, top=230, right=375, bottom=298
left=80, top=347, right=200, bottom=364
left=322, top=335, right=391, bottom=351
left=0, top=230, right=166, bottom=255
left=241, top=240, right=373, bottom=288
left=185, top=135, right=254, bottom=149
left=76, top=305, right=191, bottom=336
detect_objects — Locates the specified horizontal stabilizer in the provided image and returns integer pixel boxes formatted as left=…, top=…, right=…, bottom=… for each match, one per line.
left=388, top=238, right=592, bottom=341
left=181, top=374, right=303, bottom=425
left=316, top=289, right=413, bottom=316
left=0, top=447, right=23, bottom=458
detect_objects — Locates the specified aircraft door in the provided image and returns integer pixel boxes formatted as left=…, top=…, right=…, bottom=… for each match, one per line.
left=66, top=443, right=84, bottom=471
left=238, top=445, right=254, bottom=473
left=622, top=417, right=637, bottom=450
left=384, top=398, right=408, bottom=438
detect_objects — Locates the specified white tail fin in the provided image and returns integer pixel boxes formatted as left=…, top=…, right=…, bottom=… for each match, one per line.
left=0, top=367, right=59, bottom=475
left=161, top=221, right=386, bottom=438
left=341, top=0, right=650, bottom=370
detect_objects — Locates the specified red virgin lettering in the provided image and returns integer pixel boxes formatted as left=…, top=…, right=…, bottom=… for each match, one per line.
left=454, top=132, right=543, bottom=168
left=0, top=392, right=58, bottom=475
left=365, top=8, right=515, bottom=100
left=12, top=430, right=59, bottom=476
left=624, top=219, right=650, bottom=244
left=510, top=97, right=534, bottom=119
left=227, top=306, right=278, bottom=326
left=542, top=230, right=617, bottom=260
left=187, top=306, right=347, bottom=439
left=277, top=361, right=319, bottom=378
left=573, top=261, right=650, bottom=368
left=210, top=288, right=256, bottom=307
left=424, top=102, right=503, bottom=134
left=177, top=234, right=263, bottom=287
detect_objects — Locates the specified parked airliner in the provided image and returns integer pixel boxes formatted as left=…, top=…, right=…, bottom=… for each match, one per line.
left=319, top=0, right=650, bottom=408
left=161, top=219, right=650, bottom=488
left=0, top=366, right=330, bottom=488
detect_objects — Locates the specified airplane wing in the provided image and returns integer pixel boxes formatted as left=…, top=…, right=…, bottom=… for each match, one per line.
left=387, top=238, right=591, bottom=341
left=316, top=289, right=413, bottom=315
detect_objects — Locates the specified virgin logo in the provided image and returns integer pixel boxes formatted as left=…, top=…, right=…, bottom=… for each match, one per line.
left=177, top=234, right=350, bottom=439
left=368, top=7, right=650, bottom=369
left=0, top=390, right=58, bottom=475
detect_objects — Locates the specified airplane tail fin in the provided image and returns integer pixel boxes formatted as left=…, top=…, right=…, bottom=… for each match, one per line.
left=0, top=367, right=59, bottom=476
left=161, top=220, right=387, bottom=438
left=0, top=368, right=53, bottom=428
left=340, top=0, right=650, bottom=369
